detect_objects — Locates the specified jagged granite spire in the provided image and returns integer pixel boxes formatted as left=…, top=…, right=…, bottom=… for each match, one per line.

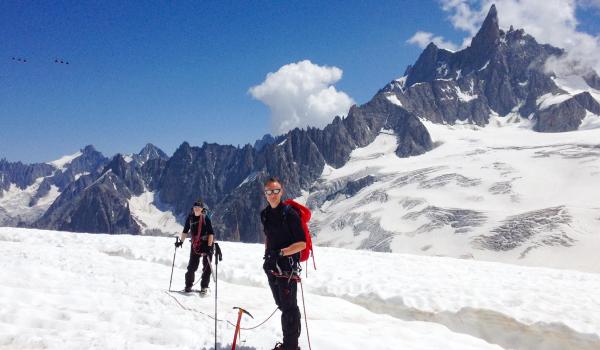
left=379, top=4, right=588, bottom=124
left=136, top=143, right=168, bottom=164
left=405, top=42, right=455, bottom=87
left=103, top=154, right=145, bottom=195
left=470, top=4, right=500, bottom=55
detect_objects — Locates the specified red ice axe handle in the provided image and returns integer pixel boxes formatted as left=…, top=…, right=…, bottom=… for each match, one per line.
left=231, top=307, right=253, bottom=350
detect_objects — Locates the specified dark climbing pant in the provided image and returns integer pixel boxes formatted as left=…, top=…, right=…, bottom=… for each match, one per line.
left=267, top=272, right=301, bottom=350
left=185, top=249, right=212, bottom=289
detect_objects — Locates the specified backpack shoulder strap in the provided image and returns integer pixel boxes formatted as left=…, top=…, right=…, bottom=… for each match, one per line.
left=282, top=204, right=291, bottom=218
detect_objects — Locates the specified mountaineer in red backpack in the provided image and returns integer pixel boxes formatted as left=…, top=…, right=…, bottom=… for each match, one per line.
left=261, top=176, right=313, bottom=350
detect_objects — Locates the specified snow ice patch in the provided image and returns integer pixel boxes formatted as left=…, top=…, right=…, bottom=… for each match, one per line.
left=385, top=94, right=403, bottom=107
left=128, top=190, right=182, bottom=235
left=536, top=93, right=573, bottom=110
left=579, top=111, right=600, bottom=130
left=454, top=82, right=478, bottom=102
left=47, top=151, right=82, bottom=171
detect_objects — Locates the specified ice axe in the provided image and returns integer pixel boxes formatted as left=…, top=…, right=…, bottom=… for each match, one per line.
left=231, top=306, right=253, bottom=350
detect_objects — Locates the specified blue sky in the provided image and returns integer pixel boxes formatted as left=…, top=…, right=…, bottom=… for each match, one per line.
left=1, top=1, right=599, bottom=163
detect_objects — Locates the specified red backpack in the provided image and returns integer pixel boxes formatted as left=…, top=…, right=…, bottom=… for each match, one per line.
left=282, top=199, right=316, bottom=270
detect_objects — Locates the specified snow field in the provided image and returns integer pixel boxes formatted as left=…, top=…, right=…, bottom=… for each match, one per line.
left=2, top=228, right=600, bottom=349
left=313, top=117, right=600, bottom=273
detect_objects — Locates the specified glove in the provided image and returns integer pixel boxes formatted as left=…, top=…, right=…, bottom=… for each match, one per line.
left=263, top=249, right=283, bottom=260
left=199, top=243, right=214, bottom=255
left=175, top=239, right=183, bottom=248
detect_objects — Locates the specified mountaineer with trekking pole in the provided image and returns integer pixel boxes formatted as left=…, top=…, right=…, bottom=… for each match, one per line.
left=175, top=199, right=215, bottom=295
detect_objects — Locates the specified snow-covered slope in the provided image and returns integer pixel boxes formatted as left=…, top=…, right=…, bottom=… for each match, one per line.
left=553, top=75, right=600, bottom=105
left=128, top=190, right=182, bottom=235
left=308, top=118, right=600, bottom=273
left=1, top=227, right=599, bottom=350
left=0, top=177, right=60, bottom=225
left=47, top=151, right=82, bottom=172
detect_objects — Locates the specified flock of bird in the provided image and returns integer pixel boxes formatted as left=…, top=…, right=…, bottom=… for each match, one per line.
left=11, top=57, right=70, bottom=64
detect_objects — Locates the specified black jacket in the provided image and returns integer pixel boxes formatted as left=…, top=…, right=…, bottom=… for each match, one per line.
left=183, top=214, right=214, bottom=241
left=261, top=203, right=306, bottom=266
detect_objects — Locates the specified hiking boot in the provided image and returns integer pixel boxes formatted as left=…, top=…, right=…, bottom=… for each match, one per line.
left=184, top=286, right=193, bottom=293
left=272, top=342, right=300, bottom=350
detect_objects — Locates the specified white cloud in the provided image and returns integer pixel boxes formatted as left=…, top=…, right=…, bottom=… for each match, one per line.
left=440, top=0, right=484, bottom=35
left=408, top=0, right=600, bottom=75
left=407, top=31, right=460, bottom=51
left=249, top=60, right=355, bottom=136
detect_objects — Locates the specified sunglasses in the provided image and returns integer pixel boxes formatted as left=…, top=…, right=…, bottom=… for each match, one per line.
left=264, top=188, right=282, bottom=195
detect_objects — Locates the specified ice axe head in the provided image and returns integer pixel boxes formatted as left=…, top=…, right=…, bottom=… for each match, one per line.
left=232, top=306, right=254, bottom=319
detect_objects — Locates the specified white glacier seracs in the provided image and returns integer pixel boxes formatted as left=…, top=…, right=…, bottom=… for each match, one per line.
left=308, top=117, right=600, bottom=273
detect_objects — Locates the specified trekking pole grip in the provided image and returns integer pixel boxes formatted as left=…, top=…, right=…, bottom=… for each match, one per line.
left=214, top=242, right=223, bottom=262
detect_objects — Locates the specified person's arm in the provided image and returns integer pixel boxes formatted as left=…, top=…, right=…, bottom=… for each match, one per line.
left=282, top=207, right=307, bottom=256
left=206, top=216, right=214, bottom=246
left=260, top=209, right=268, bottom=251
left=180, top=215, right=190, bottom=242
left=281, top=241, right=306, bottom=256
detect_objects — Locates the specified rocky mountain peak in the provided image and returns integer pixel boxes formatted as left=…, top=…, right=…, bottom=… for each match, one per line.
left=378, top=4, right=600, bottom=129
left=470, top=4, right=500, bottom=53
left=102, top=154, right=145, bottom=196
left=103, top=154, right=128, bottom=174
left=406, top=43, right=452, bottom=86
left=253, top=134, right=276, bottom=151
left=135, top=143, right=168, bottom=164
left=82, top=145, right=97, bottom=154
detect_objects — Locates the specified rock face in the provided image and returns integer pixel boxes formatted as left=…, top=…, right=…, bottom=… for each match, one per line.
left=134, top=143, right=169, bottom=165
left=0, top=160, right=55, bottom=192
left=32, top=146, right=164, bottom=234
left=380, top=5, right=599, bottom=131
left=157, top=96, right=433, bottom=241
left=38, top=171, right=140, bottom=234
left=26, top=82, right=433, bottom=237
left=0, top=145, right=109, bottom=226
left=253, top=134, right=276, bottom=151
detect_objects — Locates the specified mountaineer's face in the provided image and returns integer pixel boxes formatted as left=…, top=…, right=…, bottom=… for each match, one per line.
left=264, top=182, right=283, bottom=208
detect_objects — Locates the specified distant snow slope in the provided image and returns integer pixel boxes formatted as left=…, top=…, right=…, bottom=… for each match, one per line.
left=553, top=75, right=600, bottom=104
left=1, top=228, right=599, bottom=350
left=128, top=190, right=182, bottom=235
left=47, top=151, right=82, bottom=171
left=0, top=177, right=60, bottom=225
left=309, top=118, right=600, bottom=273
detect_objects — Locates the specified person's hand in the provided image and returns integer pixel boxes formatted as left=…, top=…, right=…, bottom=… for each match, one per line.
left=263, top=249, right=283, bottom=260
left=175, top=239, right=183, bottom=248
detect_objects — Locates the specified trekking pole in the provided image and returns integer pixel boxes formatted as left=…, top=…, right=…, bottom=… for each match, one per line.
left=231, top=306, right=253, bottom=350
left=214, top=243, right=222, bottom=350
left=168, top=237, right=180, bottom=292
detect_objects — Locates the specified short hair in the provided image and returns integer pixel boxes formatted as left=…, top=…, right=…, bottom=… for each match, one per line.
left=264, top=176, right=282, bottom=187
